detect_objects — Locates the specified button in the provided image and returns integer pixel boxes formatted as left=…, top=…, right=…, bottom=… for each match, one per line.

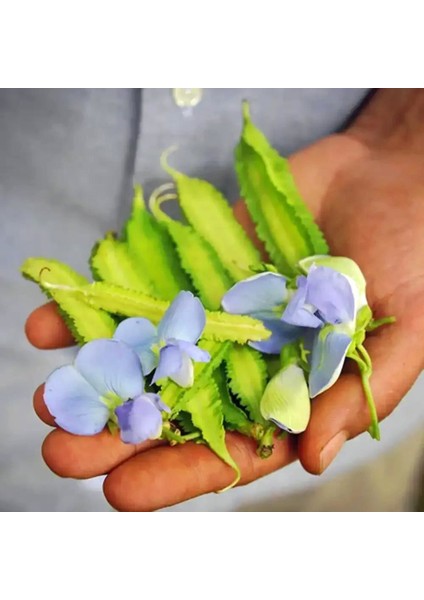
left=172, top=88, right=203, bottom=108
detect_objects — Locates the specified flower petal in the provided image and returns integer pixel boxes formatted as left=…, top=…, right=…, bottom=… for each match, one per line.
left=170, top=352, right=194, bottom=388
left=249, top=319, right=302, bottom=354
left=75, top=339, right=144, bottom=400
left=113, top=317, right=157, bottom=346
left=116, top=395, right=163, bottom=444
left=260, top=365, right=311, bottom=434
left=137, top=349, right=158, bottom=376
left=44, top=365, right=110, bottom=435
left=152, top=344, right=183, bottom=384
left=221, top=272, right=287, bottom=315
left=144, top=393, right=171, bottom=414
left=113, top=317, right=158, bottom=375
left=171, top=339, right=211, bottom=363
left=299, top=255, right=367, bottom=308
left=158, top=291, right=206, bottom=343
left=306, top=266, right=355, bottom=324
left=309, top=330, right=352, bottom=397
left=281, top=277, right=323, bottom=328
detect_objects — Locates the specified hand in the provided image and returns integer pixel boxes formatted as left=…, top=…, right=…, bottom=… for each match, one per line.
left=26, top=90, right=424, bottom=511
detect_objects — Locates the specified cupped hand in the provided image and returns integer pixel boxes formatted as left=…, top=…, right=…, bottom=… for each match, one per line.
left=26, top=123, right=424, bottom=511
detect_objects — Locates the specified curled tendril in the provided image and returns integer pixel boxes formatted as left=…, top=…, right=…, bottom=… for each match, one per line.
left=160, top=145, right=179, bottom=174
left=38, top=266, right=51, bottom=279
left=149, top=183, right=179, bottom=223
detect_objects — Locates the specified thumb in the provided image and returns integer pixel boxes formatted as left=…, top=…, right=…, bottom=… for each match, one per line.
left=298, top=310, right=424, bottom=474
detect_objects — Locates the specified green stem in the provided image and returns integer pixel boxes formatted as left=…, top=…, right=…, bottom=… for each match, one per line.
left=357, top=343, right=372, bottom=371
left=162, top=428, right=201, bottom=445
left=359, top=369, right=381, bottom=441
left=349, top=348, right=380, bottom=441
left=181, top=432, right=201, bottom=441
left=257, top=423, right=276, bottom=458
left=229, top=422, right=263, bottom=439
left=250, top=423, right=265, bottom=441
left=366, top=316, right=396, bottom=331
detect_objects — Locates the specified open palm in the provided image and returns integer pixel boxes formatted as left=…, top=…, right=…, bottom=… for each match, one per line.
left=27, top=129, right=424, bottom=511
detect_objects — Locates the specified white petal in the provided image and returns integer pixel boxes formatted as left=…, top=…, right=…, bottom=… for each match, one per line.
left=170, top=353, right=194, bottom=388
left=309, top=330, right=352, bottom=397
left=260, top=365, right=311, bottom=434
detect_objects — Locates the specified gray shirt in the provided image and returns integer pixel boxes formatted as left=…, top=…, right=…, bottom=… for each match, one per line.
left=2, top=89, right=422, bottom=511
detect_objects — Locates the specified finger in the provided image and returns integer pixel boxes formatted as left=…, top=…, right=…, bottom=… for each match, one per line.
left=33, top=384, right=56, bottom=426
left=42, top=428, right=164, bottom=479
left=298, top=310, right=424, bottom=475
left=103, top=433, right=296, bottom=512
left=25, top=301, right=75, bottom=349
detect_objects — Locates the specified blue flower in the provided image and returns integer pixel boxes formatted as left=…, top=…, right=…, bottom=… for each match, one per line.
left=115, top=393, right=170, bottom=444
left=113, top=291, right=210, bottom=388
left=221, top=272, right=300, bottom=354
left=282, top=264, right=360, bottom=397
left=44, top=339, right=170, bottom=443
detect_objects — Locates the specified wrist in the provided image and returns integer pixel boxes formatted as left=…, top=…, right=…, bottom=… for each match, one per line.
left=347, top=89, right=424, bottom=153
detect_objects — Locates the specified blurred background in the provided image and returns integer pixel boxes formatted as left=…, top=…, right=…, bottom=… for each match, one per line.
left=1, top=88, right=423, bottom=511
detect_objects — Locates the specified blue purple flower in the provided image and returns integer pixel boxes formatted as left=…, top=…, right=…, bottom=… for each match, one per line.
left=282, top=264, right=359, bottom=397
left=221, top=257, right=368, bottom=401
left=44, top=339, right=170, bottom=443
left=221, top=272, right=300, bottom=354
left=114, top=291, right=210, bottom=388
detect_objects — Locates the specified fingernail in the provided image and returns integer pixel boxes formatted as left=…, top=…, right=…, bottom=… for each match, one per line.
left=320, top=431, right=348, bottom=473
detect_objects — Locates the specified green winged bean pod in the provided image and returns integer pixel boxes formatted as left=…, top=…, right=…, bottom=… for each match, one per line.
left=90, top=232, right=155, bottom=294
left=161, top=153, right=263, bottom=282
left=123, top=185, right=191, bottom=300
left=235, top=102, right=329, bottom=276
left=21, top=258, right=116, bottom=343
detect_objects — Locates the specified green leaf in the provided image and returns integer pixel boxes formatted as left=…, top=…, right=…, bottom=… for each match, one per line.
left=235, top=102, right=329, bottom=275
left=123, top=185, right=191, bottom=300
left=225, top=344, right=268, bottom=425
left=20, top=258, right=116, bottom=343
left=180, top=378, right=240, bottom=486
left=150, top=189, right=232, bottom=310
left=90, top=232, right=155, bottom=294
left=162, top=159, right=262, bottom=281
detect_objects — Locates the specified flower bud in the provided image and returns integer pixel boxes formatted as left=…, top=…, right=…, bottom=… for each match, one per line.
left=260, top=364, right=310, bottom=434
